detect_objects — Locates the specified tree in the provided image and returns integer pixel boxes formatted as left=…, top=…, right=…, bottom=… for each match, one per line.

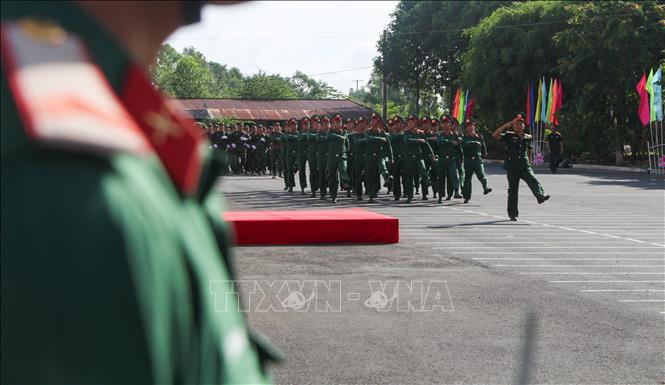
left=169, top=55, right=217, bottom=98
left=289, top=71, right=344, bottom=99
left=241, top=72, right=298, bottom=99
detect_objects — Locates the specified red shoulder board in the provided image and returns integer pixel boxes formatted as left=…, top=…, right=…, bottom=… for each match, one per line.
left=1, top=19, right=150, bottom=155
left=121, top=66, right=204, bottom=195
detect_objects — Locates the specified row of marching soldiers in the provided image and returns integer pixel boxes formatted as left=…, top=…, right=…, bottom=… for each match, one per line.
left=269, top=112, right=493, bottom=204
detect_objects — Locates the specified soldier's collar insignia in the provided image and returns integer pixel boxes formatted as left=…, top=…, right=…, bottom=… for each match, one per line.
left=18, top=18, right=67, bottom=45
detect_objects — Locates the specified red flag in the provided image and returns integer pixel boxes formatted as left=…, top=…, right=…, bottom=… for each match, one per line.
left=549, top=80, right=558, bottom=123
left=526, top=83, right=532, bottom=125
left=636, top=73, right=650, bottom=126
left=466, top=97, right=476, bottom=118
left=452, top=88, right=460, bottom=120
left=555, top=79, right=563, bottom=112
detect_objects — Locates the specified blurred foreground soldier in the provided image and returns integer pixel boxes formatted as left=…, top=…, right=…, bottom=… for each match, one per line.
left=403, top=115, right=435, bottom=203
left=0, top=1, right=278, bottom=384
left=296, top=117, right=310, bottom=194
left=493, top=112, right=550, bottom=221
left=461, top=118, right=492, bottom=203
left=546, top=123, right=563, bottom=173
left=326, top=113, right=350, bottom=203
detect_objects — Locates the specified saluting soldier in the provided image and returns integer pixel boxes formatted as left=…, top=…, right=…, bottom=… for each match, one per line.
left=0, top=1, right=277, bottom=383
left=390, top=116, right=406, bottom=201
left=283, top=118, right=299, bottom=192
left=403, top=115, right=436, bottom=203
left=461, top=118, right=492, bottom=203
left=296, top=117, right=310, bottom=194
left=433, top=117, right=463, bottom=202
left=317, top=116, right=331, bottom=199
left=545, top=122, right=564, bottom=173
left=492, top=112, right=550, bottom=221
left=350, top=116, right=368, bottom=200
left=326, top=113, right=351, bottom=203
left=365, top=113, right=393, bottom=203
left=308, top=115, right=321, bottom=197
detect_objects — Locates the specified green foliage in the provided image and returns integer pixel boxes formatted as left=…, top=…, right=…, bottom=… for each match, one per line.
left=240, top=71, right=298, bottom=99
left=289, top=71, right=344, bottom=99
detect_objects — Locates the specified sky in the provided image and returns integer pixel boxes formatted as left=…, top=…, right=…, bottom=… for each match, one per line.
left=166, top=1, right=399, bottom=95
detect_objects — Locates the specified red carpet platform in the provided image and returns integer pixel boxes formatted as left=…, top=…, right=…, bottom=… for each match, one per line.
left=223, top=209, right=399, bottom=246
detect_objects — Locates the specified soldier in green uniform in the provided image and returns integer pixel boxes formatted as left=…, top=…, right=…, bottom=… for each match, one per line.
left=345, top=118, right=356, bottom=197
left=403, top=115, right=436, bottom=203
left=390, top=116, right=406, bottom=201
left=364, top=113, right=393, bottom=203
left=429, top=117, right=441, bottom=198
left=433, top=117, right=463, bottom=202
left=461, top=118, right=492, bottom=203
left=254, top=124, right=270, bottom=175
left=308, top=115, right=321, bottom=197
left=326, top=113, right=351, bottom=203
left=1, top=2, right=277, bottom=384
left=452, top=118, right=466, bottom=198
left=283, top=118, right=298, bottom=192
left=269, top=122, right=282, bottom=179
left=317, top=116, right=331, bottom=199
left=350, top=116, right=368, bottom=200
left=296, top=117, right=310, bottom=194
left=420, top=116, right=435, bottom=199
left=545, top=122, right=564, bottom=173
left=492, top=112, right=550, bottom=221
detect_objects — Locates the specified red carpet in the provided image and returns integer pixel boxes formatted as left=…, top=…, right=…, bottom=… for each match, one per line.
left=223, top=208, right=399, bottom=246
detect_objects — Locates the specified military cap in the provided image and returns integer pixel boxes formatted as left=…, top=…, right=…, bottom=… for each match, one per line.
left=300, top=117, right=310, bottom=124
left=346, top=117, right=355, bottom=124
left=392, top=115, right=404, bottom=123
left=407, top=114, right=418, bottom=122
left=311, top=114, right=321, bottom=122
left=332, top=113, right=343, bottom=122
left=322, top=115, right=331, bottom=123
left=514, top=112, right=526, bottom=122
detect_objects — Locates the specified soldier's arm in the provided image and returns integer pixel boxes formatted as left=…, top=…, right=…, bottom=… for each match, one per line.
left=385, top=134, right=394, bottom=162
left=492, top=121, right=513, bottom=140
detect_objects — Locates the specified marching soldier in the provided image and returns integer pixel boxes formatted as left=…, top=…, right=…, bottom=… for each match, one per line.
left=283, top=118, right=298, bottom=192
left=268, top=122, right=283, bottom=179
left=1, top=1, right=276, bottom=383
left=434, top=117, right=463, bottom=202
left=420, top=116, right=435, bottom=198
left=308, top=115, right=321, bottom=197
left=403, top=115, right=436, bottom=203
left=350, top=117, right=368, bottom=200
left=429, top=117, right=441, bottom=198
left=254, top=124, right=270, bottom=175
left=390, top=116, right=406, bottom=200
left=546, top=123, right=564, bottom=173
left=345, top=118, right=356, bottom=197
left=492, top=112, right=550, bottom=221
left=296, top=117, right=310, bottom=194
left=446, top=117, right=465, bottom=199
left=461, top=118, right=492, bottom=203
left=365, top=113, right=393, bottom=203
left=317, top=116, right=331, bottom=199
left=327, top=113, right=351, bottom=203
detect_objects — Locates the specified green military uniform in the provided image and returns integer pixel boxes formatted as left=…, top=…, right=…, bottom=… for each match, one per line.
left=254, top=130, right=270, bottom=175
left=307, top=117, right=320, bottom=197
left=282, top=120, right=298, bottom=192
left=316, top=119, right=330, bottom=198
left=403, top=123, right=434, bottom=203
left=390, top=117, right=406, bottom=200
left=349, top=128, right=367, bottom=200
left=435, top=131, right=462, bottom=202
left=461, top=126, right=492, bottom=202
left=326, top=129, right=350, bottom=202
left=364, top=129, right=393, bottom=202
left=546, top=127, right=563, bottom=173
left=296, top=118, right=310, bottom=193
left=1, top=3, right=276, bottom=384
left=268, top=129, right=282, bottom=178
left=500, top=121, right=548, bottom=219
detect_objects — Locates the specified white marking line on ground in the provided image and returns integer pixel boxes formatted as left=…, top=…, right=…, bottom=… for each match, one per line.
left=438, top=251, right=665, bottom=254
left=581, top=289, right=665, bottom=292
left=416, top=241, right=650, bottom=244
left=550, top=280, right=665, bottom=283
left=430, top=246, right=663, bottom=249
left=475, top=258, right=665, bottom=261
left=438, top=207, right=665, bottom=247
left=521, top=272, right=665, bottom=275
left=496, top=265, right=664, bottom=267
left=618, top=300, right=665, bottom=302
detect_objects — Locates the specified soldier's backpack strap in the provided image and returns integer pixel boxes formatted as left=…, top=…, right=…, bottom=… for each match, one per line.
left=1, top=19, right=150, bottom=156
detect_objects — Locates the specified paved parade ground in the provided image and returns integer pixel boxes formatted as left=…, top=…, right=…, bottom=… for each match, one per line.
left=219, top=165, right=664, bottom=384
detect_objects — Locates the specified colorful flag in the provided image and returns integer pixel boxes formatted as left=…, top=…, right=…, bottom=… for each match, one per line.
left=464, top=89, right=471, bottom=116
left=646, top=68, right=656, bottom=122
left=540, top=77, right=548, bottom=123
left=466, top=97, right=476, bottom=118
left=549, top=79, right=559, bottom=123
left=526, top=83, right=532, bottom=126
left=545, top=78, right=554, bottom=124
left=452, top=88, right=460, bottom=120
left=458, top=89, right=467, bottom=123
left=636, top=73, right=650, bottom=126
left=535, top=78, right=542, bottom=123
left=653, top=67, right=663, bottom=122
left=555, top=79, right=563, bottom=112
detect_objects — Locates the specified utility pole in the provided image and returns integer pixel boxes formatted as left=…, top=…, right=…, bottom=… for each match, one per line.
left=381, top=35, right=388, bottom=121
left=352, top=79, right=362, bottom=93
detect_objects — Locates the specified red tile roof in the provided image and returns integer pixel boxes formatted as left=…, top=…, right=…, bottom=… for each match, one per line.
left=174, top=98, right=375, bottom=120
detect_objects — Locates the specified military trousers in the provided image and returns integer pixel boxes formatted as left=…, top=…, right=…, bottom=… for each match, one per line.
left=307, top=154, right=319, bottom=193
left=506, top=167, right=546, bottom=218
left=285, top=150, right=297, bottom=189
left=549, top=152, right=562, bottom=173
left=436, top=157, right=459, bottom=198
left=365, top=155, right=390, bottom=199
left=352, top=155, right=365, bottom=198
left=327, top=155, right=350, bottom=199
left=318, top=153, right=329, bottom=197
left=297, top=154, right=308, bottom=189
left=462, top=159, right=488, bottom=200
left=403, top=155, right=430, bottom=199
left=392, top=156, right=405, bottom=199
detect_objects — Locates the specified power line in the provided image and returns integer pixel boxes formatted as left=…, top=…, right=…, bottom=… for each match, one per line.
left=306, top=66, right=372, bottom=77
